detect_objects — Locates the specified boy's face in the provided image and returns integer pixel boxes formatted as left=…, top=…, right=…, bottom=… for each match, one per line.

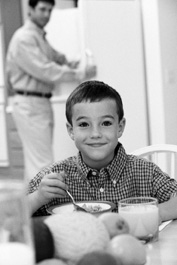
left=67, top=99, right=125, bottom=169
left=30, top=1, right=53, bottom=29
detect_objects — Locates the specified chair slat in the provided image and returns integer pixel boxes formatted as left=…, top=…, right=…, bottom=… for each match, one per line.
left=131, top=144, right=177, bottom=180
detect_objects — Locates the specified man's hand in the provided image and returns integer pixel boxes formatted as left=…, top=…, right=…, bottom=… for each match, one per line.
left=67, top=60, right=80, bottom=69
left=56, top=54, right=68, bottom=65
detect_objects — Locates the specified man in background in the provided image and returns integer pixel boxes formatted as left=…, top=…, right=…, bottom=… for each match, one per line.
left=6, top=0, right=93, bottom=180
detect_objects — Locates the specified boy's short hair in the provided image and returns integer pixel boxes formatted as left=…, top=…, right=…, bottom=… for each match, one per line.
left=66, top=80, right=124, bottom=125
left=29, top=0, right=55, bottom=8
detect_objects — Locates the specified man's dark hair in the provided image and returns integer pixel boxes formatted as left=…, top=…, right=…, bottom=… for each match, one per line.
left=66, top=80, right=124, bottom=125
left=29, top=0, right=55, bottom=8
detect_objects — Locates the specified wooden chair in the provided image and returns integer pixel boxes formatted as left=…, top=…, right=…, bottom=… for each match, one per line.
left=131, top=144, right=177, bottom=180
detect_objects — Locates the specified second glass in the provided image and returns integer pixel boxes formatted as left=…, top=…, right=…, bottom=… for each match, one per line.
left=118, top=197, right=159, bottom=243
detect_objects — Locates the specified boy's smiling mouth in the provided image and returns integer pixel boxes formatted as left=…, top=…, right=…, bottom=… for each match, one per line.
left=87, top=143, right=106, bottom=147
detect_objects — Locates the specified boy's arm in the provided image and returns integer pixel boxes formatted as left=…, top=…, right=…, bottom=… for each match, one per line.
left=28, top=190, right=47, bottom=216
left=28, top=172, right=68, bottom=216
left=159, top=196, right=177, bottom=221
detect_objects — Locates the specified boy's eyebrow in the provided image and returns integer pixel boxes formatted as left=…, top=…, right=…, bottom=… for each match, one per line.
left=76, top=115, right=87, bottom=120
left=102, top=115, right=115, bottom=119
left=76, top=114, right=115, bottom=121
left=75, top=116, right=88, bottom=122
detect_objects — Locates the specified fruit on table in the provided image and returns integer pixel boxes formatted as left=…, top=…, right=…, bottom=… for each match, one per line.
left=37, top=259, right=67, bottom=265
left=76, top=251, right=122, bottom=265
left=108, top=234, right=146, bottom=265
left=44, top=212, right=110, bottom=263
left=99, top=212, right=129, bottom=238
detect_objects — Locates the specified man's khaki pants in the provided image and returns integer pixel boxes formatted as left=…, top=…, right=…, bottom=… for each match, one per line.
left=12, top=95, right=54, bottom=181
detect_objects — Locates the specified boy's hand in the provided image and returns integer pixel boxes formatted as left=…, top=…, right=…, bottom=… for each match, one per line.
left=36, top=171, right=69, bottom=206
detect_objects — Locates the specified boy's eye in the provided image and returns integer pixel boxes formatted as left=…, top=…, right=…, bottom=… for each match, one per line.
left=102, top=121, right=112, bottom=126
left=79, top=122, right=89, bottom=127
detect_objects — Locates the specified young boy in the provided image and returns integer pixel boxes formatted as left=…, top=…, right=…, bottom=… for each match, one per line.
left=28, top=80, right=177, bottom=221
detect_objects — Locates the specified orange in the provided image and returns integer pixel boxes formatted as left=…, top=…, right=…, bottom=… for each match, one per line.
left=99, top=212, right=129, bottom=238
left=108, top=234, right=146, bottom=265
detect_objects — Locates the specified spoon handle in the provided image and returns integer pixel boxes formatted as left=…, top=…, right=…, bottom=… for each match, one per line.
left=66, top=190, right=87, bottom=212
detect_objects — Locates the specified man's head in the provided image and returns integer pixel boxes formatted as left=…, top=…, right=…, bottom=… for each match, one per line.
left=28, top=0, right=55, bottom=28
left=29, top=0, right=55, bottom=8
left=66, top=80, right=124, bottom=126
left=66, top=80, right=126, bottom=169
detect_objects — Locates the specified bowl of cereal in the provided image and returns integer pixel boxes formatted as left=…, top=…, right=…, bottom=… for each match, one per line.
left=47, top=201, right=116, bottom=217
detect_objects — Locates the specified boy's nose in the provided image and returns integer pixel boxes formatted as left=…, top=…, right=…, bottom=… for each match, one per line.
left=90, top=126, right=102, bottom=138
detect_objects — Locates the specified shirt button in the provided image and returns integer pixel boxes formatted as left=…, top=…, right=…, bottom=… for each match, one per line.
left=100, top=187, right=104, bottom=193
left=92, top=171, right=97, bottom=176
left=113, top=180, right=116, bottom=185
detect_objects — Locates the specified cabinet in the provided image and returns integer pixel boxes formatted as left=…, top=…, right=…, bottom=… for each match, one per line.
left=0, top=13, right=9, bottom=167
left=0, top=104, right=9, bottom=166
left=0, top=0, right=24, bottom=178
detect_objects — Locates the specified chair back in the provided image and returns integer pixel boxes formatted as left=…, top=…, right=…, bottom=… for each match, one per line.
left=131, top=144, right=177, bottom=180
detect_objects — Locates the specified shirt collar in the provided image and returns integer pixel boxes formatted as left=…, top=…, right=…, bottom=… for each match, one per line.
left=77, top=142, right=127, bottom=183
left=25, top=19, right=46, bottom=39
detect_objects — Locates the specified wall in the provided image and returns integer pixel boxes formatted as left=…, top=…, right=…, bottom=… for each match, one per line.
left=142, top=0, right=177, bottom=145
left=141, top=0, right=166, bottom=144
left=159, top=0, right=177, bottom=144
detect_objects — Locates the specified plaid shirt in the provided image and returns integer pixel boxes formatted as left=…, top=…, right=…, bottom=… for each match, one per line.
left=28, top=143, right=177, bottom=216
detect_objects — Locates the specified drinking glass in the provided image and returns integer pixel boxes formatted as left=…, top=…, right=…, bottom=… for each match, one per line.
left=118, top=197, right=159, bottom=243
left=0, top=179, right=35, bottom=265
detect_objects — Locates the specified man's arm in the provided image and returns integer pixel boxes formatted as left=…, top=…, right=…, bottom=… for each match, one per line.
left=51, top=46, right=80, bottom=68
left=12, top=35, right=79, bottom=84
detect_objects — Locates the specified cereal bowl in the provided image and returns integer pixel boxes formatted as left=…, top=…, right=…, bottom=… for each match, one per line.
left=47, top=201, right=116, bottom=217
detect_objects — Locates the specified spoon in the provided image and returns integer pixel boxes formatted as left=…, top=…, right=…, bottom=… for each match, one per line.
left=66, top=190, right=87, bottom=212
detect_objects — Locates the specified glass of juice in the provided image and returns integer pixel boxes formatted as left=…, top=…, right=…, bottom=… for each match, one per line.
left=118, top=197, right=159, bottom=243
left=0, top=179, right=35, bottom=265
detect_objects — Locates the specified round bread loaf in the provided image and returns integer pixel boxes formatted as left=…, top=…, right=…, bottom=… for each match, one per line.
left=44, top=212, right=110, bottom=263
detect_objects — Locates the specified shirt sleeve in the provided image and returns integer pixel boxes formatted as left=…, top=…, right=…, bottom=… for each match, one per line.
left=152, top=165, right=177, bottom=203
left=12, top=33, right=73, bottom=84
left=50, top=46, right=68, bottom=65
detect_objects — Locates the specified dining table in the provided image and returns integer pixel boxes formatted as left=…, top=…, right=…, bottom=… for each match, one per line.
left=146, top=219, right=177, bottom=265
left=37, top=219, right=177, bottom=265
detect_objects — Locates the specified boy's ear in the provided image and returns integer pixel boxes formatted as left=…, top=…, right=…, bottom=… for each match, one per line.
left=66, top=122, right=74, bottom=140
left=117, top=118, right=126, bottom=138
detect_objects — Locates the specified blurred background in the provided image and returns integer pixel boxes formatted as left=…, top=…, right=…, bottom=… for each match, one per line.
left=1, top=0, right=177, bottom=179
